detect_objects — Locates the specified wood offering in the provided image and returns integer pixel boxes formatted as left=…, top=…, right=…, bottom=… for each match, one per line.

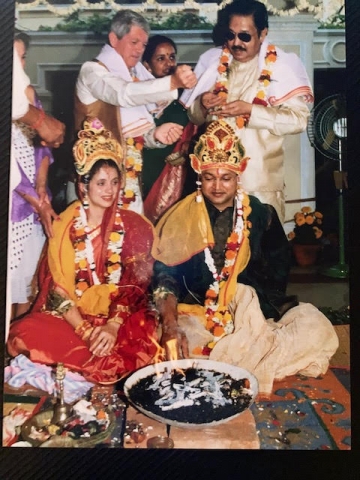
left=125, top=360, right=258, bottom=428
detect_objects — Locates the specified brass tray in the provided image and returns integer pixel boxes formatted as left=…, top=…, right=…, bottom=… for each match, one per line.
left=21, top=408, right=116, bottom=448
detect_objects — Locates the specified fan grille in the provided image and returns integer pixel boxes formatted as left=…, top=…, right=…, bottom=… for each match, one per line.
left=307, top=93, right=346, bottom=160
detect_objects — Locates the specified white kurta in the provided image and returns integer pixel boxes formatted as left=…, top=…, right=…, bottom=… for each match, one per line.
left=76, top=48, right=176, bottom=214
left=184, top=44, right=312, bottom=223
left=76, top=60, right=177, bottom=112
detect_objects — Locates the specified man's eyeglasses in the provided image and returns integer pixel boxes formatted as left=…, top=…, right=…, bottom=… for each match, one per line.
left=225, top=31, right=252, bottom=43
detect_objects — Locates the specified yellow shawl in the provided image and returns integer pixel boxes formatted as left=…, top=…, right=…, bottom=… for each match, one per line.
left=47, top=201, right=115, bottom=316
left=152, top=192, right=252, bottom=307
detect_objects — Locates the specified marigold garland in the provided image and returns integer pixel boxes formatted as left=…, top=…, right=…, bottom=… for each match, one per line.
left=199, top=189, right=246, bottom=355
left=122, top=136, right=144, bottom=209
left=16, top=1, right=326, bottom=21
left=214, top=44, right=278, bottom=129
left=72, top=204, right=125, bottom=298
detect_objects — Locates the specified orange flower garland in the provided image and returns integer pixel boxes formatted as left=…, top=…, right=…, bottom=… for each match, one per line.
left=72, top=204, right=124, bottom=298
left=122, top=136, right=144, bottom=209
left=213, top=44, right=278, bottom=128
left=254, top=44, right=277, bottom=106
left=200, top=189, right=246, bottom=356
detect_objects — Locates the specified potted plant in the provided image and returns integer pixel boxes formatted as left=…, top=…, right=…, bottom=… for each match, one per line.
left=287, top=206, right=323, bottom=266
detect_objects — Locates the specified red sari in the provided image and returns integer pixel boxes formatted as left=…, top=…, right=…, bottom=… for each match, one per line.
left=7, top=202, right=159, bottom=384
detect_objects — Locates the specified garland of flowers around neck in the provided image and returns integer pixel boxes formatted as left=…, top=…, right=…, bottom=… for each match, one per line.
left=122, top=73, right=145, bottom=208
left=122, top=137, right=144, bottom=209
left=213, top=44, right=277, bottom=129
left=195, top=189, right=245, bottom=356
left=73, top=204, right=125, bottom=298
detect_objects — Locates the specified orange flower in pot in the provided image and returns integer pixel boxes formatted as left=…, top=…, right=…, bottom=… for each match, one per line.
left=288, top=207, right=323, bottom=266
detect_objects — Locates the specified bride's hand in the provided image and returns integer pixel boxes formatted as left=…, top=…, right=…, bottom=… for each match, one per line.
left=89, top=323, right=118, bottom=357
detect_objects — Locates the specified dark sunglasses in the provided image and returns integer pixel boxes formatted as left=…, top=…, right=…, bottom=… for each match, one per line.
left=225, top=31, right=252, bottom=43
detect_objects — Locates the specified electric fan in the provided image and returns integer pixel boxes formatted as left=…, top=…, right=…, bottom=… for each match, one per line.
left=307, top=93, right=348, bottom=278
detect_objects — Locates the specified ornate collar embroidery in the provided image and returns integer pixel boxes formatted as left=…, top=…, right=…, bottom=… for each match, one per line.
left=213, top=44, right=278, bottom=128
left=72, top=204, right=125, bottom=298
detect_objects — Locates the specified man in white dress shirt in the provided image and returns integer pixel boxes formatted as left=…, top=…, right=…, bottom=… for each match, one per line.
left=75, top=9, right=197, bottom=214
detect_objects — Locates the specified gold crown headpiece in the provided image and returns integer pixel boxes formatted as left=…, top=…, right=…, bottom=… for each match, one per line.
left=73, top=118, right=124, bottom=176
left=190, top=120, right=249, bottom=174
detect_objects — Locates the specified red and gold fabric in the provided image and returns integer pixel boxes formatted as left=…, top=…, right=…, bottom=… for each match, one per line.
left=7, top=201, right=159, bottom=384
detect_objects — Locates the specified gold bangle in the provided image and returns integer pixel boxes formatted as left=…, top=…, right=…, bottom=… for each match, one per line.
left=74, top=320, right=89, bottom=335
left=107, top=317, right=123, bottom=326
left=75, top=320, right=94, bottom=341
left=81, top=327, right=94, bottom=342
left=114, top=305, right=130, bottom=313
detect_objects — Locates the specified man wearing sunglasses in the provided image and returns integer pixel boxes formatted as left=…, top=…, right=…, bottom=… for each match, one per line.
left=181, top=0, right=313, bottom=224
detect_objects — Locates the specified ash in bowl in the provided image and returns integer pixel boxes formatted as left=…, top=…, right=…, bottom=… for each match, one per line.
left=128, top=366, right=254, bottom=425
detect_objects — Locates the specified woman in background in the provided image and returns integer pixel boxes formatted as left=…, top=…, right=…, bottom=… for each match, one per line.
left=7, top=119, right=159, bottom=385
left=11, top=32, right=57, bottom=319
left=142, top=35, right=196, bottom=224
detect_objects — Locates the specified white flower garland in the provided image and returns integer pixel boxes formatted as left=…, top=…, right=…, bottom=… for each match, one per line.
left=16, top=0, right=334, bottom=21
left=201, top=187, right=245, bottom=350
left=73, top=204, right=125, bottom=299
left=204, top=189, right=244, bottom=288
left=79, top=204, right=99, bottom=286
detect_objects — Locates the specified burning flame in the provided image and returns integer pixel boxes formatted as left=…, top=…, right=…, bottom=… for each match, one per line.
left=149, top=335, right=165, bottom=377
left=150, top=336, right=184, bottom=377
left=166, top=339, right=185, bottom=375
left=153, top=339, right=165, bottom=363
left=166, top=339, right=178, bottom=362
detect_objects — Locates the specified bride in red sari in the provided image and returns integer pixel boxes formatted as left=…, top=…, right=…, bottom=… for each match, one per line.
left=7, top=118, right=159, bottom=384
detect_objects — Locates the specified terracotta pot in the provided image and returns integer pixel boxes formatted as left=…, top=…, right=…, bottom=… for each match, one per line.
left=292, top=243, right=321, bottom=267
